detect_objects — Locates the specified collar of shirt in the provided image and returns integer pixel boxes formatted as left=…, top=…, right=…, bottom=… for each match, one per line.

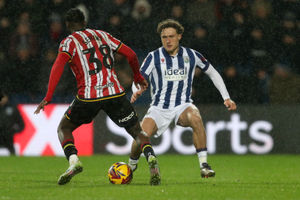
left=162, top=46, right=183, bottom=58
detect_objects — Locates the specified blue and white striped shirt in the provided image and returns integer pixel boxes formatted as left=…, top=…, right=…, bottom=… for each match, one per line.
left=140, top=46, right=210, bottom=109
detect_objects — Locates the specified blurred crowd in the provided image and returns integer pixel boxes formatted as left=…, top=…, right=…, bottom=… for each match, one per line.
left=0, top=0, right=299, bottom=105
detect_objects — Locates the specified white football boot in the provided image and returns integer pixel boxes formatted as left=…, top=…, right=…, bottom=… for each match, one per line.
left=58, top=161, right=83, bottom=185
left=200, top=163, right=215, bottom=178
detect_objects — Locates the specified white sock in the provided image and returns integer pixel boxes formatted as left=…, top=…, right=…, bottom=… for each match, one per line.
left=197, top=151, right=207, bottom=168
left=69, top=154, right=79, bottom=166
left=128, top=157, right=139, bottom=166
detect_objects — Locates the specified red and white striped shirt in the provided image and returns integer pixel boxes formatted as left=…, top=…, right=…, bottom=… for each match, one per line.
left=59, top=28, right=124, bottom=99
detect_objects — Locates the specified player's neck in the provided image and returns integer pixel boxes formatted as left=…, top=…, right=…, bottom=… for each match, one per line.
left=168, top=47, right=179, bottom=56
left=71, top=27, right=86, bottom=33
left=68, top=23, right=86, bottom=33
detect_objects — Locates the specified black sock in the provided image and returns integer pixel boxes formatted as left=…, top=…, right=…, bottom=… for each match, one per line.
left=62, top=140, right=78, bottom=160
left=196, top=147, right=207, bottom=153
left=141, top=143, right=156, bottom=161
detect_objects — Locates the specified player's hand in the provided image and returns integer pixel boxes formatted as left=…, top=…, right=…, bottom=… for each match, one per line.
left=134, top=74, right=148, bottom=90
left=130, top=89, right=144, bottom=103
left=131, top=74, right=148, bottom=103
left=224, top=99, right=236, bottom=111
left=135, top=78, right=148, bottom=91
left=34, top=99, right=49, bottom=114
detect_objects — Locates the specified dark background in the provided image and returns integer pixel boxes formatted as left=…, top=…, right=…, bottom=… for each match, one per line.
left=0, top=0, right=299, bottom=105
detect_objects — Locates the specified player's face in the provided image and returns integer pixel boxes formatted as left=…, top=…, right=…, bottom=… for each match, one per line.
left=161, top=27, right=182, bottom=56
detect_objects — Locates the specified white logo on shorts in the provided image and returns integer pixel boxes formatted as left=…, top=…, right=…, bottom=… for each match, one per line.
left=118, top=111, right=135, bottom=123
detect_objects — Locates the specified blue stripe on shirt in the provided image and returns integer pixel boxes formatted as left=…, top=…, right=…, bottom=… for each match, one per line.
left=175, top=49, right=184, bottom=107
left=153, top=49, right=162, bottom=106
left=162, top=48, right=173, bottom=109
left=140, top=54, right=153, bottom=79
left=185, top=48, right=195, bottom=102
left=150, top=73, right=156, bottom=97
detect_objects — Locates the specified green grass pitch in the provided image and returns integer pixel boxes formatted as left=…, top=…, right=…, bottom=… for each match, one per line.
left=0, top=155, right=299, bottom=200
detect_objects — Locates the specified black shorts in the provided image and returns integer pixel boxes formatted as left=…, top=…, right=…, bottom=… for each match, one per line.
left=65, top=93, right=138, bottom=128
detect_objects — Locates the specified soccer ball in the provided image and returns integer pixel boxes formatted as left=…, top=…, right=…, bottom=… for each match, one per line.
left=108, top=162, right=133, bottom=184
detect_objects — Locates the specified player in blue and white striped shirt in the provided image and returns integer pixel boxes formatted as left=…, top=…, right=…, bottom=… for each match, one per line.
left=128, top=19, right=236, bottom=179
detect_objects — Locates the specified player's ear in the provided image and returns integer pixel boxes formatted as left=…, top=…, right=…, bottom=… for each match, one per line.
left=178, top=34, right=182, bottom=41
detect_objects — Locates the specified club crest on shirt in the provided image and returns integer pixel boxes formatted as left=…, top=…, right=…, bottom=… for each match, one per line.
left=161, top=58, right=165, bottom=63
left=184, top=56, right=189, bottom=63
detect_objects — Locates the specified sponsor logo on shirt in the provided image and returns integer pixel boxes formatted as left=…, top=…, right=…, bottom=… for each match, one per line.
left=94, top=82, right=114, bottom=90
left=164, top=67, right=187, bottom=81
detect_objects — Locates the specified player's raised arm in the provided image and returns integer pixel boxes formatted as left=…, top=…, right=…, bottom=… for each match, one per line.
left=34, top=52, right=70, bottom=114
left=204, top=65, right=237, bottom=111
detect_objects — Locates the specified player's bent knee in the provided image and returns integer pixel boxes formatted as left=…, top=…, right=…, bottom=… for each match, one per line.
left=189, top=116, right=203, bottom=129
left=58, top=116, right=78, bottom=134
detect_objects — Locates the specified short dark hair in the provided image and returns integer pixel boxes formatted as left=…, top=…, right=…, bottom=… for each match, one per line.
left=65, top=8, right=85, bottom=23
left=157, top=19, right=184, bottom=35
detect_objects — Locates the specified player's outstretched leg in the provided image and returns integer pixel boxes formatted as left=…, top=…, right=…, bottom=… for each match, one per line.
left=58, top=159, right=83, bottom=185
left=141, top=143, right=161, bottom=185
left=57, top=117, right=83, bottom=185
left=147, top=155, right=161, bottom=185
left=200, top=163, right=215, bottom=178
left=129, top=143, right=161, bottom=185
left=127, top=122, right=160, bottom=185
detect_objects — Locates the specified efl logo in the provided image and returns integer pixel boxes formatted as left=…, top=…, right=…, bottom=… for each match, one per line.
left=14, top=104, right=94, bottom=156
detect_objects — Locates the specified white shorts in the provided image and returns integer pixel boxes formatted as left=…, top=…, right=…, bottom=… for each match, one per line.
left=143, top=103, right=193, bottom=137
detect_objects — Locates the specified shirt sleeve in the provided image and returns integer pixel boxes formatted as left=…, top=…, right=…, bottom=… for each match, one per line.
left=58, top=37, right=76, bottom=60
left=204, top=64, right=230, bottom=101
left=194, top=51, right=210, bottom=72
left=44, top=53, right=70, bottom=102
left=117, top=43, right=144, bottom=83
left=140, top=53, right=154, bottom=79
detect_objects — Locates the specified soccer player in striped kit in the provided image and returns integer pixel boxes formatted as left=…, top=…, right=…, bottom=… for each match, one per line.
left=34, top=8, right=160, bottom=185
left=128, top=19, right=236, bottom=178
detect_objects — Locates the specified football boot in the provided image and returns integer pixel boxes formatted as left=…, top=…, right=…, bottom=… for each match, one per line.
left=201, top=163, right=215, bottom=178
left=148, top=155, right=161, bottom=185
left=58, top=161, right=83, bottom=185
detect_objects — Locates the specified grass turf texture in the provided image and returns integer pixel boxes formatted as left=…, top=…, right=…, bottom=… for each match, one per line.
left=0, top=155, right=299, bottom=200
